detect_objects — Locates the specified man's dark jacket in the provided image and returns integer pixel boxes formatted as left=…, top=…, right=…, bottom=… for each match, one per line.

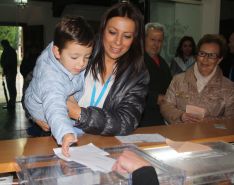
left=140, top=53, right=172, bottom=126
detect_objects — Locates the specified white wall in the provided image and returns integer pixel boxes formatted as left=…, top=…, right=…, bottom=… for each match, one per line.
left=201, top=0, right=221, bottom=35
left=175, top=3, right=202, bottom=42
left=0, top=0, right=222, bottom=48
left=149, top=0, right=221, bottom=63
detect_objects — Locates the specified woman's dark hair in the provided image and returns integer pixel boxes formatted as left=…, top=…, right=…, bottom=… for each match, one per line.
left=175, top=36, right=196, bottom=58
left=197, top=34, right=227, bottom=58
left=88, top=2, right=144, bottom=81
left=54, top=16, right=94, bottom=51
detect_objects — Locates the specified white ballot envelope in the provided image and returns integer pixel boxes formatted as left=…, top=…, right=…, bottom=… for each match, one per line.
left=186, top=105, right=206, bottom=119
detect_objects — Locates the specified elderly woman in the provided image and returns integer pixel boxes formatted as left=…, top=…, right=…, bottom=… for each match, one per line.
left=160, top=34, right=234, bottom=124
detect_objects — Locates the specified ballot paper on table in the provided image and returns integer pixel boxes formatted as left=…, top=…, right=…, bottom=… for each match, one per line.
left=166, top=138, right=212, bottom=153
left=186, top=105, right=206, bottom=118
left=214, top=123, right=227, bottom=130
left=0, top=176, right=13, bottom=185
left=53, top=143, right=116, bottom=173
left=116, top=134, right=166, bottom=143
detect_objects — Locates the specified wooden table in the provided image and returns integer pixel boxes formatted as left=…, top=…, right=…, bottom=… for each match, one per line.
left=0, top=119, right=233, bottom=173
left=134, top=119, right=234, bottom=147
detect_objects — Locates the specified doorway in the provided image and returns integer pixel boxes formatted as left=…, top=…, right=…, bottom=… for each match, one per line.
left=0, top=25, right=23, bottom=104
left=0, top=24, right=44, bottom=104
left=0, top=24, right=44, bottom=139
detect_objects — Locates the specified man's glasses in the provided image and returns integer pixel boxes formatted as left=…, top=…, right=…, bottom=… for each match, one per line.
left=197, top=51, right=220, bottom=59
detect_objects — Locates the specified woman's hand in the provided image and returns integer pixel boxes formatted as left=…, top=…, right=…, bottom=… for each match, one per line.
left=34, top=119, right=50, bottom=132
left=66, top=96, right=81, bottom=120
left=157, top=94, right=165, bottom=105
left=112, top=150, right=151, bottom=174
left=62, top=133, right=77, bottom=157
left=181, top=112, right=203, bottom=123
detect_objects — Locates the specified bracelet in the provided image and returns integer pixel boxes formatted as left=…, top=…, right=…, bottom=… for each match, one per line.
left=77, top=109, right=82, bottom=122
left=77, top=113, right=81, bottom=122
left=74, top=108, right=82, bottom=127
left=74, top=113, right=81, bottom=127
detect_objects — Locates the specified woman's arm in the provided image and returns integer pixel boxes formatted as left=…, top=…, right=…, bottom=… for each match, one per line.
left=160, top=75, right=203, bottom=124
left=224, top=87, right=234, bottom=118
left=160, top=76, right=185, bottom=124
left=67, top=69, right=149, bottom=135
left=67, top=96, right=81, bottom=121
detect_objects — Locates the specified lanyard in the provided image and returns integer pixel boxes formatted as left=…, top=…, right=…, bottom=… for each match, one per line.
left=90, top=76, right=111, bottom=106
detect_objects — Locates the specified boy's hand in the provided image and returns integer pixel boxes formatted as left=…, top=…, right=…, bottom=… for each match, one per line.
left=34, top=119, right=50, bottom=132
left=62, top=133, right=77, bottom=157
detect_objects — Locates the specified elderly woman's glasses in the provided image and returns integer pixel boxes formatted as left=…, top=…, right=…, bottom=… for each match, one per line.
left=197, top=51, right=219, bottom=59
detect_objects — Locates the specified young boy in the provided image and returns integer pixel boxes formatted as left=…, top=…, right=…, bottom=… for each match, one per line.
left=24, top=16, right=94, bottom=155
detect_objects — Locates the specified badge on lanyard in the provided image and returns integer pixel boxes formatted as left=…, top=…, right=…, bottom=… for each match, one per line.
left=90, top=76, right=111, bottom=106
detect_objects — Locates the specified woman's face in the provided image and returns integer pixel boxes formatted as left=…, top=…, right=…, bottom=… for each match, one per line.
left=182, top=40, right=193, bottom=57
left=196, top=43, right=223, bottom=76
left=103, top=16, right=135, bottom=63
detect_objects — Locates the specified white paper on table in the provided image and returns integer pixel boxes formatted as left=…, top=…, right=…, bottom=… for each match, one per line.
left=214, top=123, right=227, bottom=130
left=186, top=105, right=206, bottom=118
left=53, top=143, right=109, bottom=161
left=70, top=153, right=116, bottom=173
left=53, top=143, right=115, bottom=173
left=166, top=139, right=212, bottom=153
left=116, top=134, right=166, bottom=143
left=0, top=176, right=13, bottom=185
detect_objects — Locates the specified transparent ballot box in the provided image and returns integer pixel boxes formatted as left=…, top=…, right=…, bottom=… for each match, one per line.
left=143, top=142, right=234, bottom=185
left=16, top=154, right=128, bottom=185
left=105, top=145, right=184, bottom=185
left=17, top=155, right=129, bottom=185
left=16, top=145, right=184, bottom=185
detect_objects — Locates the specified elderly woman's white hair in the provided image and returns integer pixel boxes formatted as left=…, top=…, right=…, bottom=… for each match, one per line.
left=145, top=22, right=165, bottom=36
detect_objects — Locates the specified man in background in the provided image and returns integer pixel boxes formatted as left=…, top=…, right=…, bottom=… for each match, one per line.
left=1, top=39, right=17, bottom=109
left=140, top=22, right=172, bottom=126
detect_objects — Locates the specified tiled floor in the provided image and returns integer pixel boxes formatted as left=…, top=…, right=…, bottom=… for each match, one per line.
left=0, top=68, right=23, bottom=103
left=0, top=68, right=32, bottom=140
left=0, top=102, right=31, bottom=140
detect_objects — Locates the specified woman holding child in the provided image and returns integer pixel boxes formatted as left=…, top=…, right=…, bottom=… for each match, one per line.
left=32, top=2, right=149, bottom=156
left=27, top=2, right=160, bottom=183
left=66, top=2, right=149, bottom=137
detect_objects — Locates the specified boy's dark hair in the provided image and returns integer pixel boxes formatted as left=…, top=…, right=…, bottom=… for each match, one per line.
left=54, top=16, right=94, bottom=51
left=197, top=34, right=227, bottom=58
left=175, top=36, right=196, bottom=58
left=88, top=2, right=144, bottom=81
